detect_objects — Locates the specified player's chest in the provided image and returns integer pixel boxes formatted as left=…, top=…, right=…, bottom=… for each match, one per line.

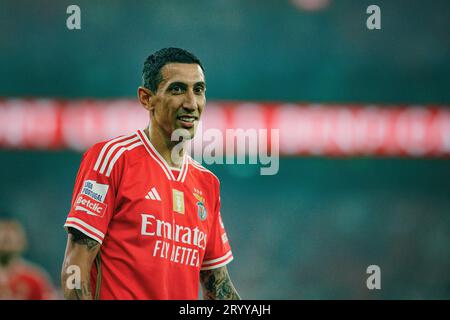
left=115, top=167, right=212, bottom=228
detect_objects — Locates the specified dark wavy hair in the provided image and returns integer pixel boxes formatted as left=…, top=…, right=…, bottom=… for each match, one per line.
left=142, top=47, right=204, bottom=93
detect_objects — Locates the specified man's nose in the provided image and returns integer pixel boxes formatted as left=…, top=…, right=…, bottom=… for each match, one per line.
left=182, top=90, right=197, bottom=111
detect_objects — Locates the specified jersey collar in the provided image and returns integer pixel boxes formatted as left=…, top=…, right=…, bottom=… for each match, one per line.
left=137, top=129, right=189, bottom=182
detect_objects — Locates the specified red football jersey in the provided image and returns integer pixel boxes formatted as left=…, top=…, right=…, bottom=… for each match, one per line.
left=64, top=130, right=233, bottom=300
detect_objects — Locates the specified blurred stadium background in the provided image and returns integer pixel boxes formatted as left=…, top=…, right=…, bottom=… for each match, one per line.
left=0, top=0, right=449, bottom=299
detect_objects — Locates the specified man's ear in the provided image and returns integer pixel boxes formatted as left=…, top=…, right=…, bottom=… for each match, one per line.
left=137, top=86, right=154, bottom=112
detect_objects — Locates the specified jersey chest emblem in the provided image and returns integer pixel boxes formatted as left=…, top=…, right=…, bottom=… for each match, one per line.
left=193, top=192, right=207, bottom=221
left=172, top=189, right=185, bottom=214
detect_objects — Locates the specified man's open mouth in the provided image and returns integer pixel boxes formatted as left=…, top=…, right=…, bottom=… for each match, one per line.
left=177, top=115, right=198, bottom=123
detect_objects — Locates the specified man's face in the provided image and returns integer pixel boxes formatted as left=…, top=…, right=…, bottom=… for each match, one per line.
left=150, top=63, right=206, bottom=140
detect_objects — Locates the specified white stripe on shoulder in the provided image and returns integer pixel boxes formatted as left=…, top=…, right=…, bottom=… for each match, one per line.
left=94, top=134, right=135, bottom=171
left=189, top=157, right=209, bottom=171
left=105, top=140, right=143, bottom=177
left=189, top=157, right=219, bottom=181
left=99, top=135, right=139, bottom=174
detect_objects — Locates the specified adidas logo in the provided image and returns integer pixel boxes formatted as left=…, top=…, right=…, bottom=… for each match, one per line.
left=145, top=187, right=161, bottom=201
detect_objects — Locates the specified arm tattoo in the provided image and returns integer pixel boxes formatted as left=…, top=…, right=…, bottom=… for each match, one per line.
left=66, top=281, right=93, bottom=300
left=68, top=227, right=100, bottom=251
left=200, top=267, right=241, bottom=300
left=63, top=227, right=100, bottom=300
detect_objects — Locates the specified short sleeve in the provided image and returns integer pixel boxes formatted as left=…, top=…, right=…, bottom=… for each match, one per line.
left=64, top=143, right=118, bottom=244
left=201, top=179, right=233, bottom=270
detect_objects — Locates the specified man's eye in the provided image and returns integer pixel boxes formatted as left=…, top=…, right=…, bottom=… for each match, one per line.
left=194, top=87, right=205, bottom=94
left=171, top=86, right=183, bottom=94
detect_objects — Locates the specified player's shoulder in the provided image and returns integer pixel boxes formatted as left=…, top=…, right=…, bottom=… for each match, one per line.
left=83, top=132, right=145, bottom=174
left=87, top=132, right=142, bottom=156
left=187, top=156, right=220, bottom=187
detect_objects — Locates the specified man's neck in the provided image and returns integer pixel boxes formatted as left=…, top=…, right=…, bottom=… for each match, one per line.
left=144, top=127, right=184, bottom=169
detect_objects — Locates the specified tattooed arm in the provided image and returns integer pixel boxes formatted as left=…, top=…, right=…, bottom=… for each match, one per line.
left=200, top=266, right=241, bottom=300
left=61, top=228, right=100, bottom=300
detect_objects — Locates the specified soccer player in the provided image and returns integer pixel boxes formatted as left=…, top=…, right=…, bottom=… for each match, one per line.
left=61, top=48, right=240, bottom=300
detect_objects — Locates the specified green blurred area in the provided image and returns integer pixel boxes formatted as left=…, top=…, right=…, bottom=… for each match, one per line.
left=0, top=0, right=449, bottom=103
left=0, top=0, right=449, bottom=299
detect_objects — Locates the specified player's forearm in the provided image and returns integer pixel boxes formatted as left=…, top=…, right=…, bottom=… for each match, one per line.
left=61, top=252, right=94, bottom=300
left=61, top=230, right=100, bottom=300
left=62, top=271, right=93, bottom=300
left=200, top=267, right=241, bottom=300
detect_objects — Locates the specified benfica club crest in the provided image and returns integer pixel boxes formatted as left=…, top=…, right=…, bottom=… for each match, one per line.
left=193, top=192, right=207, bottom=221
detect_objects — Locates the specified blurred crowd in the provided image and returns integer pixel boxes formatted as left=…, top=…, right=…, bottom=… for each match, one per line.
left=0, top=219, right=56, bottom=299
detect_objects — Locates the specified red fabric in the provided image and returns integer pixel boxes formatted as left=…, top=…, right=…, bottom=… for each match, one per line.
left=65, top=130, right=233, bottom=300
left=0, top=260, right=54, bottom=300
